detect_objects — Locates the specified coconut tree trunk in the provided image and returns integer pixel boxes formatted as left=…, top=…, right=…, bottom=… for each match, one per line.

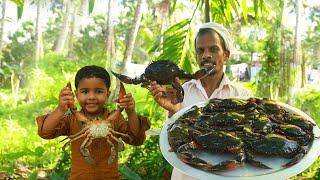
left=158, top=0, right=169, bottom=46
left=105, top=0, right=114, bottom=69
left=122, top=0, right=145, bottom=73
left=35, top=0, right=43, bottom=66
left=205, top=0, right=210, bottom=22
left=11, top=71, right=20, bottom=107
left=0, top=0, right=7, bottom=66
left=67, top=1, right=77, bottom=58
left=301, top=50, right=306, bottom=88
left=279, top=26, right=285, bottom=97
left=54, top=0, right=71, bottom=52
left=279, top=0, right=286, bottom=98
left=288, top=0, right=302, bottom=105
left=80, top=0, right=87, bottom=16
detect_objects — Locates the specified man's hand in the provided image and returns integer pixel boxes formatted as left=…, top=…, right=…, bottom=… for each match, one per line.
left=58, top=86, right=75, bottom=113
left=149, top=80, right=181, bottom=116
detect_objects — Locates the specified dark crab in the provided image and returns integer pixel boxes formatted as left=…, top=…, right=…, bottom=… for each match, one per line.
left=167, top=97, right=316, bottom=173
left=239, top=130, right=309, bottom=168
left=176, top=129, right=310, bottom=172
left=167, top=106, right=202, bottom=151
left=203, top=98, right=257, bottom=113
left=273, top=124, right=314, bottom=146
left=177, top=130, right=246, bottom=171
left=112, top=60, right=214, bottom=103
left=194, top=112, right=247, bottom=132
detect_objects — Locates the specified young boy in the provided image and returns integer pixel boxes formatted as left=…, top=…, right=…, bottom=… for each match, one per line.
left=36, top=65, right=150, bottom=180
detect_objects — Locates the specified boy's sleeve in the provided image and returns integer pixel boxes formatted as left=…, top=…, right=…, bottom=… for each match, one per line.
left=116, top=114, right=150, bottom=146
left=36, top=113, right=71, bottom=139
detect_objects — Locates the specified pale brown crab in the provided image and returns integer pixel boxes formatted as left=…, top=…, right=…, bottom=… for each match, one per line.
left=63, top=82, right=131, bottom=164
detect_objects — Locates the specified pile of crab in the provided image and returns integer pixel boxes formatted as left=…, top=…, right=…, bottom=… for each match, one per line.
left=167, top=97, right=316, bottom=172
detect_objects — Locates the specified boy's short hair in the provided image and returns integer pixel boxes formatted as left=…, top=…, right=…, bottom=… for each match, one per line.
left=75, top=65, right=111, bottom=89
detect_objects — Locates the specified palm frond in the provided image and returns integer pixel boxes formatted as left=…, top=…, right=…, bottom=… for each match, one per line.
left=149, top=19, right=196, bottom=72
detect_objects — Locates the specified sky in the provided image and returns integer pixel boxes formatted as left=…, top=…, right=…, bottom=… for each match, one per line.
left=2, top=0, right=320, bottom=43
left=3, top=0, right=121, bottom=42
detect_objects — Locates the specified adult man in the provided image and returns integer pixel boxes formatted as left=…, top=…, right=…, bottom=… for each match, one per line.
left=150, top=22, right=252, bottom=179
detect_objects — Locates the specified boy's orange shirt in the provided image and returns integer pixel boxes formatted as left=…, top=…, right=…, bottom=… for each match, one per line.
left=36, top=108, right=150, bottom=180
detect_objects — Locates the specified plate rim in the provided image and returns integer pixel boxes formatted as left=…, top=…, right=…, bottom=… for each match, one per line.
left=159, top=98, right=320, bottom=179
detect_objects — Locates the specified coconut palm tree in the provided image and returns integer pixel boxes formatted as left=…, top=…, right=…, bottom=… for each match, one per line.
left=122, top=0, right=145, bottom=73
left=0, top=0, right=7, bottom=58
left=53, top=0, right=71, bottom=53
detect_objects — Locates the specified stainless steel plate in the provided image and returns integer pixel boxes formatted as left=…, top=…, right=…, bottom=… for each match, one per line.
left=159, top=100, right=320, bottom=180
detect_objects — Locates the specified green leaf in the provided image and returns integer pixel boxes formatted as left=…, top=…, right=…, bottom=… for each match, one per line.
left=119, top=159, right=145, bottom=178
left=228, top=0, right=239, bottom=16
left=35, top=146, right=45, bottom=156
left=10, top=0, right=23, bottom=6
left=163, top=19, right=190, bottom=35
left=241, top=0, right=248, bottom=24
left=149, top=19, right=191, bottom=67
left=254, top=0, right=259, bottom=21
left=10, top=0, right=24, bottom=19
left=88, top=0, right=95, bottom=15
left=17, top=5, right=23, bottom=19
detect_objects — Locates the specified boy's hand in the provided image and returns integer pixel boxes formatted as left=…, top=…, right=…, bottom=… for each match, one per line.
left=118, top=93, right=135, bottom=114
left=58, top=86, right=75, bottom=112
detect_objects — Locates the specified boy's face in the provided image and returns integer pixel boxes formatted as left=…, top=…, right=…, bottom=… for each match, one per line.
left=75, top=77, right=110, bottom=115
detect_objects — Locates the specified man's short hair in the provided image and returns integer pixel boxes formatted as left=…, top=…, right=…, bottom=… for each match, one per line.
left=75, top=65, right=111, bottom=89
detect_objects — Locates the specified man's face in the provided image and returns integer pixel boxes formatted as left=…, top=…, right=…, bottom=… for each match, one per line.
left=195, top=31, right=230, bottom=76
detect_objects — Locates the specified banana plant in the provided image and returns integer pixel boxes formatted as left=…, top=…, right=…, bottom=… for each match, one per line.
left=196, top=0, right=267, bottom=25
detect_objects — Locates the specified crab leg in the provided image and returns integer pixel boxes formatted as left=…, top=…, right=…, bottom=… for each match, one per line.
left=172, top=78, right=184, bottom=103
left=73, top=112, right=92, bottom=123
left=177, top=142, right=214, bottom=170
left=70, top=130, right=90, bottom=143
left=109, top=134, right=125, bottom=151
left=111, top=71, right=142, bottom=84
left=80, top=137, right=95, bottom=164
left=69, top=126, right=89, bottom=139
left=109, top=129, right=131, bottom=139
left=106, top=138, right=116, bottom=164
left=61, top=128, right=89, bottom=152
left=177, top=138, right=245, bottom=172
left=283, top=147, right=307, bottom=168
left=245, top=149, right=271, bottom=169
left=62, top=141, right=70, bottom=152
left=208, top=150, right=245, bottom=171
left=182, top=66, right=214, bottom=80
left=109, top=134, right=125, bottom=144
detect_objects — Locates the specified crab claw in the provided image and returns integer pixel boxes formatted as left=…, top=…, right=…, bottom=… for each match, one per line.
left=177, top=141, right=211, bottom=169
left=209, top=160, right=243, bottom=171
left=119, top=82, right=126, bottom=100
left=111, top=71, right=142, bottom=84
left=107, top=82, right=127, bottom=122
left=65, top=82, right=76, bottom=112
left=74, top=112, right=92, bottom=123
left=115, top=82, right=126, bottom=105
left=283, top=147, right=307, bottom=168
left=245, top=150, right=272, bottom=169
left=193, top=66, right=215, bottom=79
